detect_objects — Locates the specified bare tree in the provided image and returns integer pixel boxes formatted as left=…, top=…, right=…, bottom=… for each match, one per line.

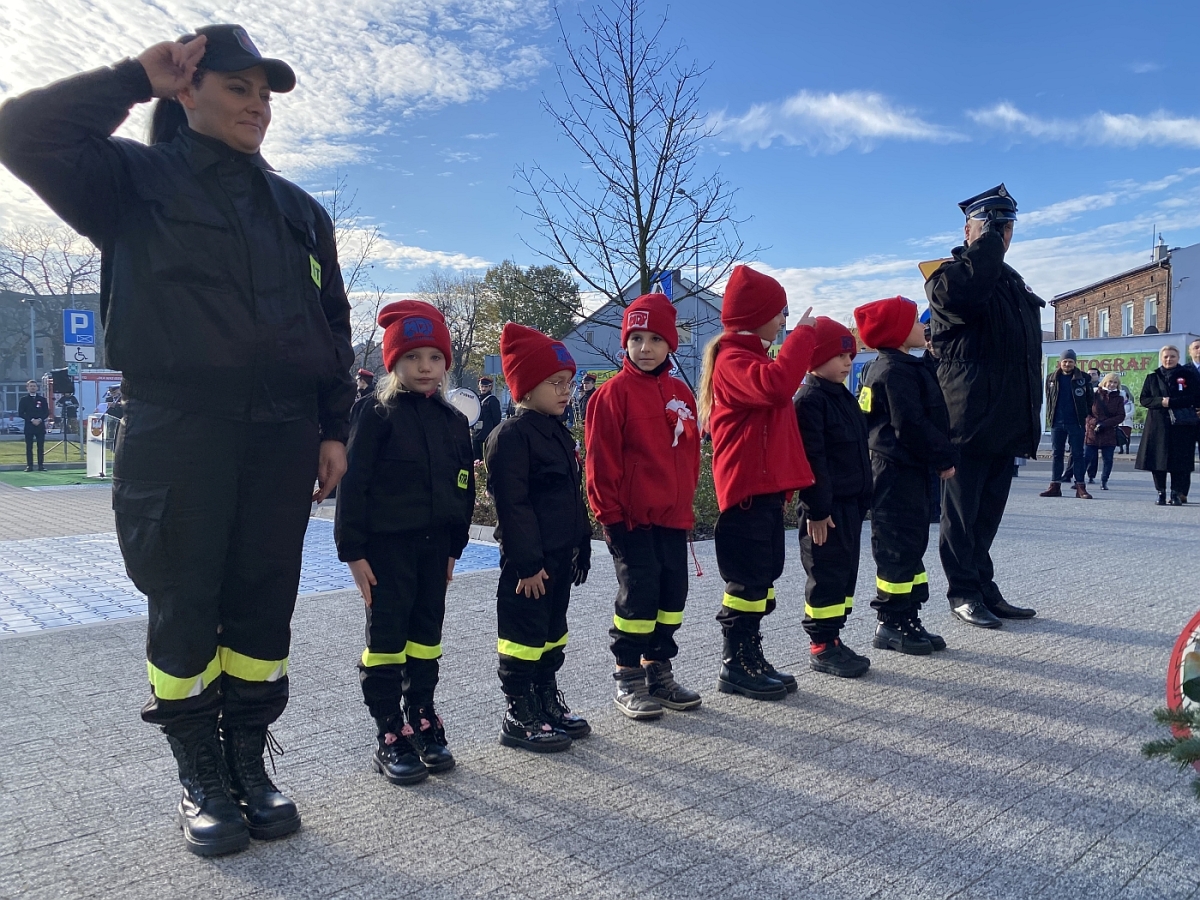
left=416, top=270, right=486, bottom=388
left=518, top=0, right=753, bottom=321
left=319, top=172, right=388, bottom=372
left=0, top=225, right=101, bottom=372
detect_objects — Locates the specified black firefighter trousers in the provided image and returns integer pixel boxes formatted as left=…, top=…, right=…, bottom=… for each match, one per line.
left=114, top=398, right=319, bottom=739
left=714, top=493, right=785, bottom=637
left=798, top=497, right=865, bottom=643
left=939, top=453, right=1013, bottom=610
left=870, top=458, right=931, bottom=619
left=359, top=528, right=451, bottom=725
left=496, top=548, right=574, bottom=696
left=606, top=524, right=688, bottom=668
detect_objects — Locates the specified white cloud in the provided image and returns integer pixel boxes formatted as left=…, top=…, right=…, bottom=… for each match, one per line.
left=711, top=90, right=966, bottom=153
left=1128, top=62, right=1162, bottom=74
left=374, top=235, right=489, bottom=271
left=0, top=0, right=548, bottom=226
left=970, top=101, right=1200, bottom=148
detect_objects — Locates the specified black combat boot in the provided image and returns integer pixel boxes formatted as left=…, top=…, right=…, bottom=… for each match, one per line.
left=372, top=715, right=429, bottom=785
left=747, top=631, right=797, bottom=693
left=166, top=728, right=250, bottom=857
left=643, top=659, right=702, bottom=710
left=809, top=638, right=871, bottom=678
left=500, top=686, right=572, bottom=753
left=717, top=631, right=787, bottom=701
left=406, top=702, right=455, bottom=773
left=905, top=611, right=946, bottom=651
left=613, top=666, right=664, bottom=720
left=535, top=677, right=591, bottom=738
left=220, top=725, right=302, bottom=840
left=873, top=613, right=933, bottom=655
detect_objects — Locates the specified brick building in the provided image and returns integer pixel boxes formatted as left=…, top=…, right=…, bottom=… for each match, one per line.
left=1051, top=243, right=1171, bottom=341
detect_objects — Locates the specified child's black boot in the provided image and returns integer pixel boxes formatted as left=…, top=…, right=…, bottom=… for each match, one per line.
left=406, top=702, right=455, bottom=773
left=717, top=631, right=788, bottom=701
left=500, top=686, right=572, bottom=753
left=747, top=631, right=797, bottom=693
left=643, top=659, right=702, bottom=710
left=905, top=609, right=946, bottom=651
left=873, top=611, right=933, bottom=655
left=372, top=715, right=429, bottom=785
left=535, top=676, right=592, bottom=738
left=614, top=666, right=664, bottom=719
left=809, top=638, right=870, bottom=678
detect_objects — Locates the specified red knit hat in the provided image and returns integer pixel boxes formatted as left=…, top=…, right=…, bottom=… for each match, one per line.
left=379, top=300, right=453, bottom=372
left=500, top=322, right=577, bottom=401
left=622, top=293, right=678, bottom=352
left=810, top=317, right=857, bottom=369
left=853, top=296, right=919, bottom=350
left=721, top=265, right=787, bottom=332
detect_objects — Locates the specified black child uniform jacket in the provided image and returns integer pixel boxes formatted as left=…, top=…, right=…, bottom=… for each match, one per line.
left=484, top=408, right=592, bottom=580
left=861, top=349, right=958, bottom=474
left=335, top=392, right=476, bottom=563
left=794, top=374, right=872, bottom=521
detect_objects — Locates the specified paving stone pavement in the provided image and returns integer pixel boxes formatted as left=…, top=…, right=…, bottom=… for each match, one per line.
left=1, top=463, right=1198, bottom=900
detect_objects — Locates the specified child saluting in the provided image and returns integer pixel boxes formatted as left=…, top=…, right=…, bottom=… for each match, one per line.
left=585, top=293, right=702, bottom=720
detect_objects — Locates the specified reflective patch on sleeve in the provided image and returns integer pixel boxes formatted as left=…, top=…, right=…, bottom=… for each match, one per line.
left=309, top=254, right=322, bottom=287
left=858, top=386, right=873, bottom=413
left=457, top=469, right=469, bottom=489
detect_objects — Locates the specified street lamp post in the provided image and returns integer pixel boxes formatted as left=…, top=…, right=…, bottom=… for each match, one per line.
left=675, top=188, right=701, bottom=385
left=21, top=297, right=36, bottom=380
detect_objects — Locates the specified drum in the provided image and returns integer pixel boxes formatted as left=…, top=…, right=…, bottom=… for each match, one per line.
left=447, top=388, right=482, bottom=426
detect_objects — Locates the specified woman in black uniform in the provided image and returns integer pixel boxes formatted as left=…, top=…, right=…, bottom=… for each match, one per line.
left=0, top=26, right=355, bottom=856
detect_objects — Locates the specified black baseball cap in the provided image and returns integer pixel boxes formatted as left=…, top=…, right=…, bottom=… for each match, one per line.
left=180, top=25, right=296, bottom=93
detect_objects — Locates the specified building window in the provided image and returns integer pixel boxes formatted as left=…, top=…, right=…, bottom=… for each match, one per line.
left=1097, top=309, right=1109, bottom=338
left=677, top=321, right=693, bottom=345
left=1063, top=321, right=1072, bottom=340
left=35, top=348, right=45, bottom=369
left=1145, top=295, right=1158, bottom=331
left=584, top=329, right=596, bottom=345
left=1121, top=303, right=1134, bottom=336
left=1079, top=315, right=1090, bottom=339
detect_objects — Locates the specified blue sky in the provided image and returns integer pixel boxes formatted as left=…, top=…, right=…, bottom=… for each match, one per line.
left=3, top=0, right=1200, bottom=326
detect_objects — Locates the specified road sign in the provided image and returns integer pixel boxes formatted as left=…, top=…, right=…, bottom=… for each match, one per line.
left=66, top=344, right=96, bottom=363
left=63, top=309, right=95, bottom=345
left=67, top=363, right=80, bottom=376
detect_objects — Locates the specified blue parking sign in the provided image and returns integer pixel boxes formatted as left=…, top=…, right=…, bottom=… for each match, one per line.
left=63, top=309, right=95, bottom=345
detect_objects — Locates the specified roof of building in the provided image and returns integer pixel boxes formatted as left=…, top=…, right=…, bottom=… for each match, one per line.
left=1051, top=258, right=1168, bottom=305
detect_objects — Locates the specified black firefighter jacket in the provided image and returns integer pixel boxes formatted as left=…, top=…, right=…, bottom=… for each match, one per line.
left=1044, top=367, right=1094, bottom=428
left=861, top=349, right=958, bottom=473
left=925, top=231, right=1045, bottom=458
left=0, top=60, right=355, bottom=440
left=794, top=374, right=872, bottom=521
left=484, top=408, right=592, bottom=580
left=335, top=392, right=476, bottom=563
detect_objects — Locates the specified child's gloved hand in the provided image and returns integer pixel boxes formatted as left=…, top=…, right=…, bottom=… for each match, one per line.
left=572, top=544, right=591, bottom=586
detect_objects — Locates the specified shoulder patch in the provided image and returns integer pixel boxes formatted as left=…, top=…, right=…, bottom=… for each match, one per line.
left=858, top=386, right=873, bottom=413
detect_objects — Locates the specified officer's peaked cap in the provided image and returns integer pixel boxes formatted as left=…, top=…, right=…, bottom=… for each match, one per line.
left=958, top=183, right=1017, bottom=222
left=180, top=25, right=296, bottom=93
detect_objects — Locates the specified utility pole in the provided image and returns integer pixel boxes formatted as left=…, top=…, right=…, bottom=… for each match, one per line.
left=675, top=188, right=702, bottom=386
left=22, top=297, right=36, bottom=380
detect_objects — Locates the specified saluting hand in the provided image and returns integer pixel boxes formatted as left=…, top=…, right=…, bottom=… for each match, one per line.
left=138, top=36, right=207, bottom=99
left=796, top=307, right=816, bottom=328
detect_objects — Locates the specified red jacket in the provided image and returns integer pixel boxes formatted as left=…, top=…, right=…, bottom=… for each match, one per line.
left=709, top=327, right=816, bottom=511
left=585, top=358, right=700, bottom=530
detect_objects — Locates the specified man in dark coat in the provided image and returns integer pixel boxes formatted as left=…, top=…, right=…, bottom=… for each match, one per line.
left=1039, top=349, right=1094, bottom=499
left=18, top=380, right=49, bottom=471
left=473, top=375, right=502, bottom=461
left=925, top=184, right=1042, bottom=629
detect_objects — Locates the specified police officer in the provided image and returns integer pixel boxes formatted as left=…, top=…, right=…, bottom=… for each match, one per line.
left=0, top=25, right=354, bottom=855
left=925, top=184, right=1041, bottom=629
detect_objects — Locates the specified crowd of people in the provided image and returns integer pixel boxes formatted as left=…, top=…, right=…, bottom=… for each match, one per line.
left=0, top=23, right=1184, bottom=862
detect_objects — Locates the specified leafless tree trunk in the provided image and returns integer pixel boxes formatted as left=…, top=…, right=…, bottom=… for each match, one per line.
left=0, top=225, right=101, bottom=371
left=517, top=0, right=754, bottom=318
left=417, top=270, right=486, bottom=388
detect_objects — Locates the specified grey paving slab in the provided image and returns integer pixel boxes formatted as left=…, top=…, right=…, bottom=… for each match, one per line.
left=0, top=466, right=1198, bottom=900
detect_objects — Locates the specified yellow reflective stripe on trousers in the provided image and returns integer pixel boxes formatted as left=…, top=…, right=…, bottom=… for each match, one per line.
left=613, top=614, right=656, bottom=634
left=804, top=600, right=846, bottom=619
left=656, top=609, right=684, bottom=626
left=404, top=640, right=442, bottom=660
left=497, top=632, right=570, bottom=661
left=844, top=596, right=855, bottom=610
left=361, top=648, right=407, bottom=667
left=722, top=592, right=767, bottom=613
left=219, top=647, right=288, bottom=682
left=766, top=587, right=776, bottom=600
left=876, top=571, right=929, bottom=595
left=147, top=652, right=221, bottom=701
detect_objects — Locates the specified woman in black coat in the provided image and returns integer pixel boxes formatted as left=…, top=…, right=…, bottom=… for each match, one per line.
left=1136, top=346, right=1199, bottom=505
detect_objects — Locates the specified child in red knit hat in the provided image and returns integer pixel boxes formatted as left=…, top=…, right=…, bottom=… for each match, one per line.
left=336, top=299, right=474, bottom=785
left=697, top=265, right=817, bottom=701
left=853, top=297, right=957, bottom=656
left=485, top=323, right=594, bottom=753
left=585, top=293, right=702, bottom=720
left=794, top=317, right=872, bottom=678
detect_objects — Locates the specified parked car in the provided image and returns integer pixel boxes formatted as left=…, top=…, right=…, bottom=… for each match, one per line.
left=2, top=411, right=22, bottom=434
